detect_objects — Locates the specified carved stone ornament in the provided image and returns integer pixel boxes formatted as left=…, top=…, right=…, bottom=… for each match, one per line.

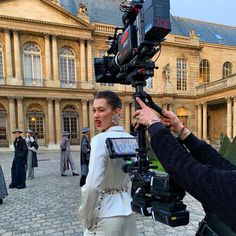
left=162, top=63, right=171, bottom=84
left=78, top=3, right=88, bottom=16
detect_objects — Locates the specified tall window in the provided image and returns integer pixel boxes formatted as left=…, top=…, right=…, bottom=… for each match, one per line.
left=23, top=43, right=42, bottom=86
left=27, top=103, right=45, bottom=141
left=146, top=77, right=153, bottom=88
left=199, top=59, right=210, bottom=83
left=59, top=47, right=76, bottom=88
left=223, top=61, right=232, bottom=78
left=62, top=105, right=79, bottom=144
left=0, top=44, right=4, bottom=84
left=177, top=58, right=187, bottom=91
left=0, top=104, right=7, bottom=145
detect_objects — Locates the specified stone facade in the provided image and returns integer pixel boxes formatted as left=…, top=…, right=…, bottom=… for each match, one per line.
left=0, top=0, right=236, bottom=148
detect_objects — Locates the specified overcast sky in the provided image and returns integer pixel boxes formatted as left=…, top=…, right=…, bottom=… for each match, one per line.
left=170, top=0, right=236, bottom=26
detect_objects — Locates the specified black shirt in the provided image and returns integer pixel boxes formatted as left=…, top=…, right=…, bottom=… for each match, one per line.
left=149, top=122, right=236, bottom=232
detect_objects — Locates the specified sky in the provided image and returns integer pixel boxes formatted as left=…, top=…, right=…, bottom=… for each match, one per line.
left=170, top=0, right=236, bottom=26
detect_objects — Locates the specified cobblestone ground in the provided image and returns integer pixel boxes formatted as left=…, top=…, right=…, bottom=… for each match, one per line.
left=0, top=150, right=204, bottom=236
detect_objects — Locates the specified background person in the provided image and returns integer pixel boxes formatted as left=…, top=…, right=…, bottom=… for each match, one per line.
left=0, top=165, right=7, bottom=204
left=133, top=97, right=236, bottom=235
left=60, top=132, right=79, bottom=177
left=80, top=127, right=91, bottom=187
left=9, top=129, right=28, bottom=189
left=79, top=90, right=137, bottom=236
left=25, top=129, right=38, bottom=179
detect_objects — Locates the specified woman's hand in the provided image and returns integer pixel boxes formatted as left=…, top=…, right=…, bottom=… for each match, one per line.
left=133, top=97, right=161, bottom=129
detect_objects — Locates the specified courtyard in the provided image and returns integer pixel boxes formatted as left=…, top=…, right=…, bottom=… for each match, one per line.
left=0, top=150, right=204, bottom=236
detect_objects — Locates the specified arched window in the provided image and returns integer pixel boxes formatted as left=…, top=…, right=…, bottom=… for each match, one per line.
left=62, top=105, right=79, bottom=144
left=59, top=47, right=76, bottom=88
left=23, top=43, right=42, bottom=86
left=27, top=103, right=45, bottom=142
left=0, top=44, right=4, bottom=84
left=223, top=61, right=232, bottom=78
left=199, top=59, right=210, bottom=83
left=0, top=104, right=8, bottom=146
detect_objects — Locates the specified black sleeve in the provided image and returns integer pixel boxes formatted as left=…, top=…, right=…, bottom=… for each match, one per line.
left=148, top=122, right=236, bottom=230
left=182, top=133, right=236, bottom=170
left=33, top=141, right=39, bottom=150
left=19, top=139, right=28, bottom=158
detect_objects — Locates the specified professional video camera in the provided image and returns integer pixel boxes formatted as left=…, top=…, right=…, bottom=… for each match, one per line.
left=95, top=0, right=189, bottom=228
left=94, top=0, right=171, bottom=85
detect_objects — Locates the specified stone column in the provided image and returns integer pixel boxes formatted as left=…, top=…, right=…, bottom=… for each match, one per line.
left=5, top=30, right=13, bottom=80
left=55, top=99, right=62, bottom=144
left=45, top=34, right=52, bottom=81
left=197, top=104, right=202, bottom=139
left=80, top=40, right=86, bottom=82
left=82, top=100, right=88, bottom=128
left=233, top=97, right=236, bottom=138
left=87, top=40, right=93, bottom=82
left=8, top=97, right=16, bottom=147
left=125, top=102, right=131, bottom=133
left=47, top=98, right=55, bottom=146
left=202, top=103, right=207, bottom=140
left=17, top=97, right=24, bottom=131
left=227, top=97, right=233, bottom=139
left=13, top=30, right=22, bottom=80
left=89, top=100, right=95, bottom=137
left=52, top=36, right=59, bottom=82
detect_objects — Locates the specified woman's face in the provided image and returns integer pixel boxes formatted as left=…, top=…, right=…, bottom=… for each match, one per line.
left=93, top=98, right=120, bottom=131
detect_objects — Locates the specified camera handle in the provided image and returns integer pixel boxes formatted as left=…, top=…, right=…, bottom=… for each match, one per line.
left=132, top=82, right=164, bottom=169
left=133, top=90, right=163, bottom=116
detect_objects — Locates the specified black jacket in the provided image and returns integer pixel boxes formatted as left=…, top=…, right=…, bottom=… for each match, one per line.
left=13, top=136, right=28, bottom=164
left=149, top=122, right=236, bottom=232
left=80, top=135, right=90, bottom=165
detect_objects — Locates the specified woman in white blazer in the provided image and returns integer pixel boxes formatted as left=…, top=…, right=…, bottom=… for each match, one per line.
left=79, top=90, right=137, bottom=236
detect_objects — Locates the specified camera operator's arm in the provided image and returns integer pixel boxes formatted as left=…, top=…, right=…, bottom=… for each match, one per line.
left=161, top=109, right=236, bottom=170
left=79, top=135, right=107, bottom=229
left=134, top=98, right=236, bottom=231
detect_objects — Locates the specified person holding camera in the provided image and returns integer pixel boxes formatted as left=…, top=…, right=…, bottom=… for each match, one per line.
left=79, top=91, right=137, bottom=236
left=133, top=97, right=236, bottom=235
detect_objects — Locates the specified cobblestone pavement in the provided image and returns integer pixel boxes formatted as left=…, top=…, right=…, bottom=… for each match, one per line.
left=0, top=150, right=204, bottom=236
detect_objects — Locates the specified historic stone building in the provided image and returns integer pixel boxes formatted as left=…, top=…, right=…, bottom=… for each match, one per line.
left=0, top=0, right=235, bottom=148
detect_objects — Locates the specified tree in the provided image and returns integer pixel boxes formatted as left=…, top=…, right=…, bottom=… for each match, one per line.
left=224, top=136, right=236, bottom=165
left=219, top=135, right=231, bottom=156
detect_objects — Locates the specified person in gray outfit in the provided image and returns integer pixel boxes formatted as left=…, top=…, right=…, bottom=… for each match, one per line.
left=60, top=132, right=79, bottom=177
left=0, top=165, right=7, bottom=204
left=25, top=129, right=38, bottom=179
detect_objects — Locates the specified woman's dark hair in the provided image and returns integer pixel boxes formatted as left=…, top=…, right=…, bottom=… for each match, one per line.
left=94, top=91, right=122, bottom=110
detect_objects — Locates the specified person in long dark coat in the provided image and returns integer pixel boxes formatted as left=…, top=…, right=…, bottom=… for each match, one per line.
left=80, top=127, right=91, bottom=187
left=9, top=130, right=28, bottom=189
left=0, top=165, right=8, bottom=204
left=25, top=129, right=38, bottom=179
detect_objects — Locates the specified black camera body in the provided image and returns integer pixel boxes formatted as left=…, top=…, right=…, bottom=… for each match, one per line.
left=106, top=138, right=189, bottom=227
left=94, top=0, right=171, bottom=85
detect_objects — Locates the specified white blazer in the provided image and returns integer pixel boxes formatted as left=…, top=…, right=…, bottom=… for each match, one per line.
left=79, top=126, right=134, bottom=229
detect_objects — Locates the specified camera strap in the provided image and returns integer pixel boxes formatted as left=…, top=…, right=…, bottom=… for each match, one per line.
left=196, top=214, right=236, bottom=236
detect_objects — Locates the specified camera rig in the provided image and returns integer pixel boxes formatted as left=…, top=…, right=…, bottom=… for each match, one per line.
left=94, top=0, right=189, bottom=227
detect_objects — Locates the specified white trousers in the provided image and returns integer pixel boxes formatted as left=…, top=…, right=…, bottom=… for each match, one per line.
left=84, top=214, right=137, bottom=236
